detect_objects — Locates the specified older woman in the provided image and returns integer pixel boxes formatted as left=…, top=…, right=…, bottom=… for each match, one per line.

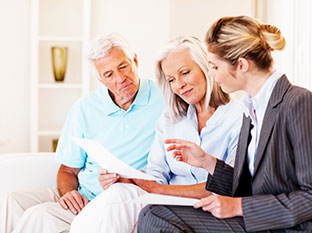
left=138, top=16, right=312, bottom=233
left=69, top=36, right=242, bottom=233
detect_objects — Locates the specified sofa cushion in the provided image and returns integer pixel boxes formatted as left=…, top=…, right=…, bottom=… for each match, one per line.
left=0, top=153, right=59, bottom=201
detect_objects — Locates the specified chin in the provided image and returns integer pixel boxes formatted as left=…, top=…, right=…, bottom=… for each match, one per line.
left=183, top=98, right=197, bottom=105
left=220, top=86, right=232, bottom=94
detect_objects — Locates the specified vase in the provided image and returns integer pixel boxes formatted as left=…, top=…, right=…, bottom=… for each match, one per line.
left=51, top=46, right=68, bottom=82
left=52, top=138, right=59, bottom=152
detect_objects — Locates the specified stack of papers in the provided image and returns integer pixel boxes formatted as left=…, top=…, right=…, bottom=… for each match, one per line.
left=72, top=137, right=158, bottom=181
left=129, top=193, right=199, bottom=206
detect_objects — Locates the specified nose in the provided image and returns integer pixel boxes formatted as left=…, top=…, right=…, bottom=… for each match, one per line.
left=176, top=77, right=186, bottom=90
left=115, top=71, right=126, bottom=83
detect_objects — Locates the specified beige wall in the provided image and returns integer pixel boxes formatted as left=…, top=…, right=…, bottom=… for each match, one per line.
left=0, top=1, right=30, bottom=153
left=89, top=0, right=170, bottom=90
left=0, top=0, right=255, bottom=153
left=170, top=0, right=255, bottom=40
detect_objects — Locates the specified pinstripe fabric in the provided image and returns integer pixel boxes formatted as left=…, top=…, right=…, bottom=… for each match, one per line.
left=206, top=117, right=253, bottom=197
left=208, top=75, right=312, bottom=232
left=137, top=75, right=312, bottom=232
left=138, top=205, right=247, bottom=233
left=240, top=75, right=312, bottom=232
left=205, top=159, right=234, bottom=196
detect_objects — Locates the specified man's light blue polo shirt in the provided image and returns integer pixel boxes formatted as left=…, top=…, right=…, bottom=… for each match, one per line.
left=55, top=79, right=164, bottom=201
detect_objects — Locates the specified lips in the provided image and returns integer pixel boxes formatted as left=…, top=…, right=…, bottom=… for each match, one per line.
left=120, top=83, right=131, bottom=91
left=181, top=88, right=193, bottom=97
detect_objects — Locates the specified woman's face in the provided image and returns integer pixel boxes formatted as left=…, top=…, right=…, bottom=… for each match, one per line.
left=161, top=48, right=207, bottom=105
left=206, top=50, right=241, bottom=94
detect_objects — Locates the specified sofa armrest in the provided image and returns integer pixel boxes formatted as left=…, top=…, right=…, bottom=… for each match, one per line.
left=0, top=153, right=60, bottom=201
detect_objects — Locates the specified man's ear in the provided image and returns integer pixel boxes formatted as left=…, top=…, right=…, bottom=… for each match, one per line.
left=237, top=57, right=249, bottom=73
left=133, top=54, right=138, bottom=67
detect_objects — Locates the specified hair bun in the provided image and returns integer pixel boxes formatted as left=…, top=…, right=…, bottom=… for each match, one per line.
left=259, top=24, right=286, bottom=51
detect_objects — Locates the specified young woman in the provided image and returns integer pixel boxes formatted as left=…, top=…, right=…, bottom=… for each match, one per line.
left=138, top=16, right=312, bottom=233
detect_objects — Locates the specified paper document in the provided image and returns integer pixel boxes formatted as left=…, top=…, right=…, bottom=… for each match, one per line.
left=72, top=137, right=159, bottom=181
left=129, top=193, right=199, bottom=206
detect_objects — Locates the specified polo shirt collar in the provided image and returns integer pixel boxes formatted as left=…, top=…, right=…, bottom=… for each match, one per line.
left=131, top=79, right=150, bottom=106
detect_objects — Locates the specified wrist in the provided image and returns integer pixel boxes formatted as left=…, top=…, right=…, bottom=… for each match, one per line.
left=201, top=154, right=216, bottom=174
left=150, top=182, right=162, bottom=194
left=235, top=197, right=243, bottom=216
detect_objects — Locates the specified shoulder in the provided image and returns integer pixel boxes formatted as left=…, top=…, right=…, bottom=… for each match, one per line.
left=285, top=85, right=312, bottom=104
left=271, top=75, right=312, bottom=109
left=275, top=83, right=312, bottom=116
left=140, top=79, right=164, bottom=109
left=156, top=111, right=172, bottom=126
left=214, top=100, right=243, bottom=136
left=155, top=110, right=182, bottom=130
left=221, top=99, right=244, bottom=121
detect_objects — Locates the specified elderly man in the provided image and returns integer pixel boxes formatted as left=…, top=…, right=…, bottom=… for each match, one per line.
left=0, top=33, right=164, bottom=233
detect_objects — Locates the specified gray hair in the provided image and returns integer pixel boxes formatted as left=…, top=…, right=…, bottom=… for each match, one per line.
left=87, top=33, right=136, bottom=79
left=155, top=36, right=214, bottom=122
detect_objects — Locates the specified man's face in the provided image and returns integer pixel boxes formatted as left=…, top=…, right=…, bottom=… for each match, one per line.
left=94, top=48, right=140, bottom=109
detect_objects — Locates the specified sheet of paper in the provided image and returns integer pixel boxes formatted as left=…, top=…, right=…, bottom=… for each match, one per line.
left=72, top=137, right=159, bottom=181
left=129, top=193, right=199, bottom=206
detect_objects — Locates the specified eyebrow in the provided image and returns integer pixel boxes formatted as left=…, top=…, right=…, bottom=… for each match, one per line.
left=164, top=74, right=174, bottom=80
left=177, top=65, right=188, bottom=72
left=119, top=61, right=128, bottom=66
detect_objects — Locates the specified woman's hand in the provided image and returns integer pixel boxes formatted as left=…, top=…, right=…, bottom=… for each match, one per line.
left=194, top=194, right=243, bottom=219
left=98, top=168, right=132, bottom=190
left=164, top=139, right=216, bottom=173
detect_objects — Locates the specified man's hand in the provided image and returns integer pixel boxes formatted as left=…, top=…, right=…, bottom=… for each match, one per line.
left=164, top=139, right=216, bottom=173
left=58, top=190, right=88, bottom=215
left=194, top=194, right=243, bottom=219
left=57, top=165, right=87, bottom=214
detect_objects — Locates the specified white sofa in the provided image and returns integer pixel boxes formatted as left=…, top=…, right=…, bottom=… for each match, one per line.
left=0, top=153, right=60, bottom=202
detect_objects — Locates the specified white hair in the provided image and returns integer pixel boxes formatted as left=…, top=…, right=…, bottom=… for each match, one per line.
left=155, top=36, right=214, bottom=122
left=87, top=33, right=136, bottom=79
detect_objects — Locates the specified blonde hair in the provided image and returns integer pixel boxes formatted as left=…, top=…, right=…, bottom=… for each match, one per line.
left=206, top=16, right=286, bottom=70
left=156, top=36, right=230, bottom=122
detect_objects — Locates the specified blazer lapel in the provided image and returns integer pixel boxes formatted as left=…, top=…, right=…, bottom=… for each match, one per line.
left=253, top=75, right=291, bottom=177
left=233, top=115, right=252, bottom=193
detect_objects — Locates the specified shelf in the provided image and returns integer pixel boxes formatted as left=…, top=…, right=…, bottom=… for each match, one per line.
left=30, top=0, right=90, bottom=152
left=38, top=40, right=82, bottom=84
left=38, top=130, right=62, bottom=136
left=38, top=83, right=83, bottom=89
left=39, top=135, right=60, bottom=152
left=38, top=88, right=81, bottom=132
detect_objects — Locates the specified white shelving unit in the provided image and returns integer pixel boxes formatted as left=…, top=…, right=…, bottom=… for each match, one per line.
left=30, top=0, right=91, bottom=152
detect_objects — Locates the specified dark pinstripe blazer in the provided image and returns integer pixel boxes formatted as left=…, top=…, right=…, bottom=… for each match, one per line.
left=206, top=75, right=312, bottom=232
